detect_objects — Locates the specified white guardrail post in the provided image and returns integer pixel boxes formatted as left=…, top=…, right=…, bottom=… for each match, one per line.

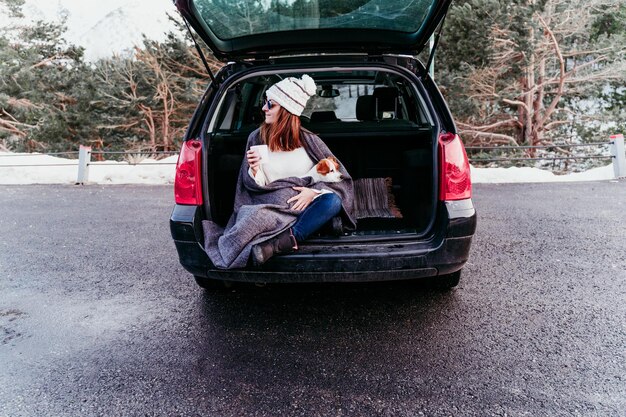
left=610, top=134, right=626, bottom=179
left=76, top=145, right=92, bottom=184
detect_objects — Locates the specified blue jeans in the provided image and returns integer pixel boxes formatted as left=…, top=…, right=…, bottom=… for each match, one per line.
left=291, top=193, right=342, bottom=242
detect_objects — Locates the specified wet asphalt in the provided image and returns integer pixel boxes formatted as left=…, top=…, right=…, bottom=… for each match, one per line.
left=0, top=181, right=625, bottom=417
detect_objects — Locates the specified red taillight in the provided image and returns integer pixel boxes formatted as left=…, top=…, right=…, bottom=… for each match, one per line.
left=174, top=139, right=203, bottom=205
left=438, top=133, right=472, bottom=201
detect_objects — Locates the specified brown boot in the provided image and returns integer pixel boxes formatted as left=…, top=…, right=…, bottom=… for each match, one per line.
left=251, top=229, right=298, bottom=266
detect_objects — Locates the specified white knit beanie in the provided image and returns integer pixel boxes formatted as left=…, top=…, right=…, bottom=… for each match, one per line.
left=265, top=74, right=317, bottom=117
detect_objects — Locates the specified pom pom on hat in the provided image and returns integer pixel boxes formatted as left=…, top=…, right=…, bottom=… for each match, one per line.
left=265, top=74, right=317, bottom=116
left=300, top=74, right=316, bottom=96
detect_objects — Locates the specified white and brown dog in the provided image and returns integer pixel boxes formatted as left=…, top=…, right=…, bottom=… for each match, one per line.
left=303, top=156, right=343, bottom=183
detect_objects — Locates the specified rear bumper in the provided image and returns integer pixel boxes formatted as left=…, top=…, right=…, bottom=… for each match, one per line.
left=170, top=199, right=476, bottom=283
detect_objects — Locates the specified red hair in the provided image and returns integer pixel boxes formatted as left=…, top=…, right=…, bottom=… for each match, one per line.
left=260, top=107, right=302, bottom=151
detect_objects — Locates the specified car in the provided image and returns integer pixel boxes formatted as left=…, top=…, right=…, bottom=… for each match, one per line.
left=170, top=0, right=476, bottom=289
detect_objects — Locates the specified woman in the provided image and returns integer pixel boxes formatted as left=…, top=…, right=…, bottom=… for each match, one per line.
left=202, top=75, right=355, bottom=269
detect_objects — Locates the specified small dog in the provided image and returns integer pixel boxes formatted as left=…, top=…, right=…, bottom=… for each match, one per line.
left=303, top=156, right=343, bottom=183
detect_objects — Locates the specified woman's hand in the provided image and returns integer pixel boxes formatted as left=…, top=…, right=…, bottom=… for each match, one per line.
left=288, top=187, right=318, bottom=211
left=247, top=149, right=261, bottom=176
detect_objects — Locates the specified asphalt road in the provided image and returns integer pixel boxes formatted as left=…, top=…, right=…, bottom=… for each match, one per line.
left=1, top=181, right=625, bottom=417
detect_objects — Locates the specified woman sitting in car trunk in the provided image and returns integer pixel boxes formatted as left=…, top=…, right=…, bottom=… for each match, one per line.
left=202, top=75, right=355, bottom=269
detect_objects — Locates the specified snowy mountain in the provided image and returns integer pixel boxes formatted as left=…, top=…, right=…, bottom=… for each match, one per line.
left=8, top=0, right=178, bottom=61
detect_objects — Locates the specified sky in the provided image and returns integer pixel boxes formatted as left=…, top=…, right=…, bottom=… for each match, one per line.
left=0, top=151, right=617, bottom=185
left=2, top=0, right=176, bottom=60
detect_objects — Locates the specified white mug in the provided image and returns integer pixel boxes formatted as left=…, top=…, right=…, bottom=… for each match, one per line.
left=250, top=144, right=270, bottom=164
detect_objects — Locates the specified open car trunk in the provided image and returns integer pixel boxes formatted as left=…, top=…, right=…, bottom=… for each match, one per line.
left=204, top=66, right=437, bottom=241
left=176, top=0, right=452, bottom=61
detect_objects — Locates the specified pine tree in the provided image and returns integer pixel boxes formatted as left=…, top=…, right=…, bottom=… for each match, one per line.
left=436, top=0, right=626, bottom=147
left=0, top=3, right=100, bottom=152
left=93, top=15, right=219, bottom=153
left=0, top=4, right=220, bottom=154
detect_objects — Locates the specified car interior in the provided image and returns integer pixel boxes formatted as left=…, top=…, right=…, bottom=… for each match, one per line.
left=206, top=69, right=437, bottom=238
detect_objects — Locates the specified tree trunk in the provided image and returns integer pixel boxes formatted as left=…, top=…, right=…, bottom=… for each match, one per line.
left=525, top=56, right=535, bottom=153
left=532, top=57, right=546, bottom=148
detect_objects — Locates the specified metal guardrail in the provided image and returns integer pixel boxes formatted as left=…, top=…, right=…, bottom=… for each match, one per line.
left=469, top=156, right=612, bottom=163
left=0, top=151, right=80, bottom=166
left=0, top=150, right=178, bottom=158
left=1, top=135, right=625, bottom=182
left=466, top=135, right=625, bottom=178
left=465, top=142, right=609, bottom=150
left=75, top=148, right=178, bottom=183
left=0, top=164, right=81, bottom=167
left=466, top=141, right=615, bottom=163
left=0, top=151, right=80, bottom=157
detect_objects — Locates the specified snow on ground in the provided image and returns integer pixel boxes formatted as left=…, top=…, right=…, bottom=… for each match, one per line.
left=0, top=153, right=178, bottom=185
left=0, top=151, right=617, bottom=185
left=470, top=164, right=615, bottom=184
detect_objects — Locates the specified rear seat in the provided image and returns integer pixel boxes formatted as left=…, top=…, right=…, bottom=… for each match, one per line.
left=310, top=111, right=339, bottom=123
left=210, top=94, right=432, bottom=226
left=373, top=87, right=402, bottom=119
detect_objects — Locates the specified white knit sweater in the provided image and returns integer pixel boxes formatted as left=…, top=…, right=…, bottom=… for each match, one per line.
left=248, top=147, right=332, bottom=196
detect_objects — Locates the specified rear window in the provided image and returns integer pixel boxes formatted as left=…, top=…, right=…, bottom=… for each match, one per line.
left=211, top=70, right=431, bottom=133
left=304, top=84, right=388, bottom=122
left=193, top=0, right=436, bottom=40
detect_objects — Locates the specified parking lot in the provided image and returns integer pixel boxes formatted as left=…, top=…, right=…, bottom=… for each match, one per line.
left=1, top=182, right=625, bottom=416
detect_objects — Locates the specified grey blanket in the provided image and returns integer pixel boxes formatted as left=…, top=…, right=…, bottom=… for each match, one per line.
left=202, top=128, right=356, bottom=269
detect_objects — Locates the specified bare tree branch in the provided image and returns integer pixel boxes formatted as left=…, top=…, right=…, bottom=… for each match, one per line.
left=457, top=119, right=523, bottom=131
left=459, top=129, right=519, bottom=144
left=535, top=13, right=566, bottom=128
left=502, top=98, right=532, bottom=113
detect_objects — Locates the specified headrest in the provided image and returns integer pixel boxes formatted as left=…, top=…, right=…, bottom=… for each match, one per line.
left=356, top=95, right=376, bottom=121
left=373, top=87, right=399, bottom=112
left=310, top=111, right=339, bottom=123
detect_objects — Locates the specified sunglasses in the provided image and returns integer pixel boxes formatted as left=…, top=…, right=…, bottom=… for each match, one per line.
left=261, top=98, right=274, bottom=109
